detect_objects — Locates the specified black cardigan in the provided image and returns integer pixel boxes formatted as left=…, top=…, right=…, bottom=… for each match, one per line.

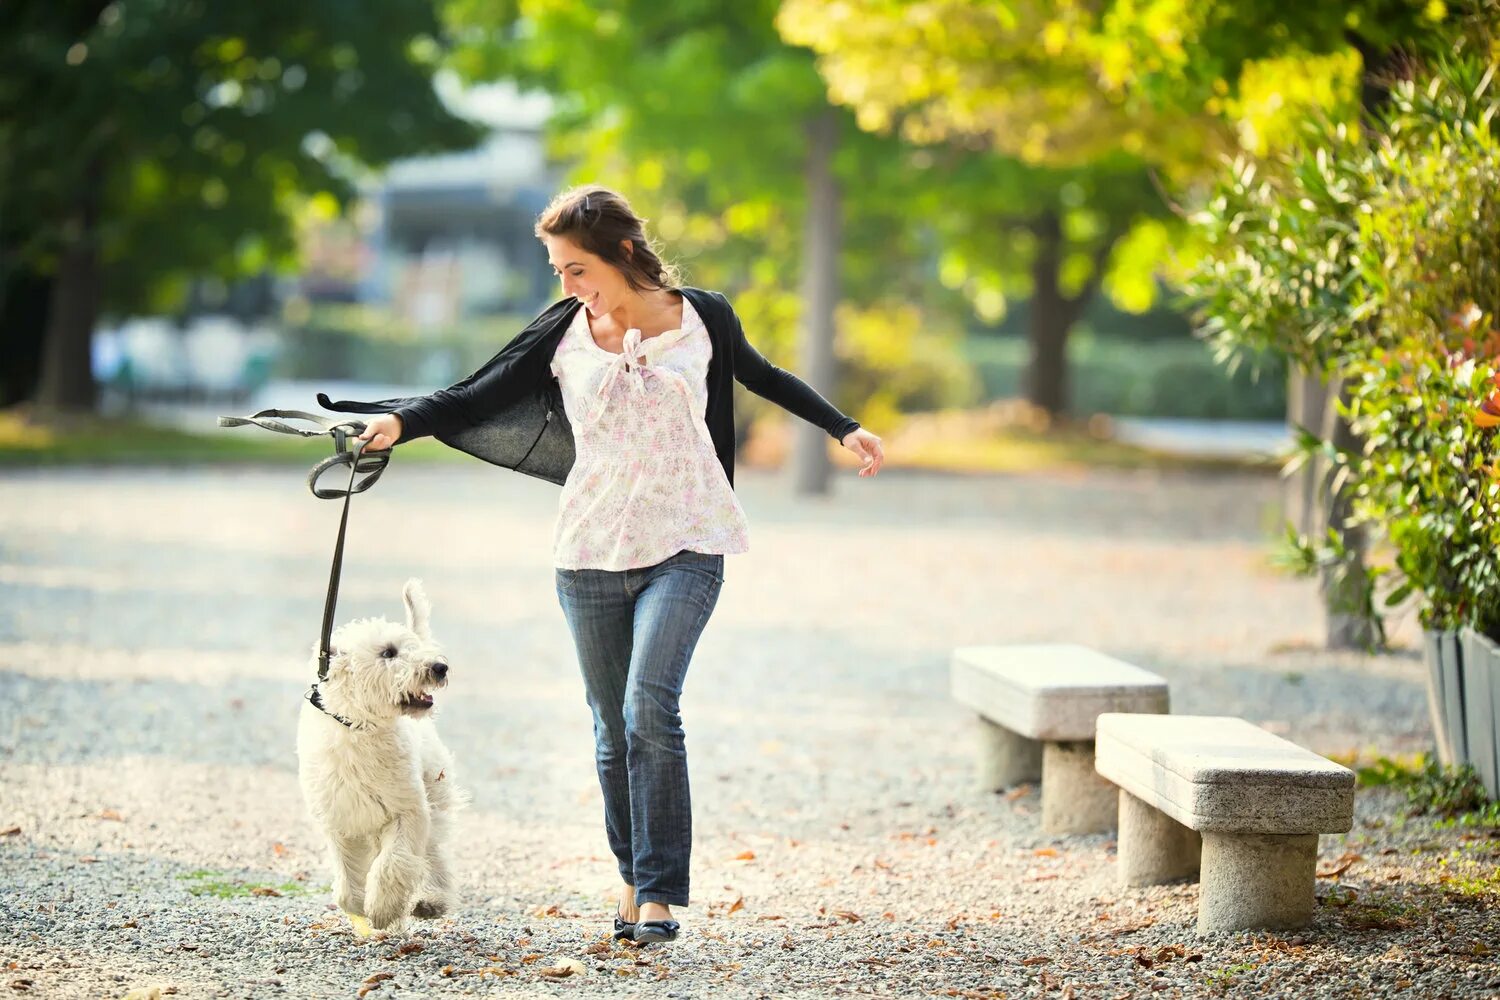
left=317, top=286, right=860, bottom=488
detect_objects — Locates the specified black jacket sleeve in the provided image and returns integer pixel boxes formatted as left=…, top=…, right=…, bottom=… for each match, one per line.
left=390, top=298, right=576, bottom=442
left=727, top=298, right=860, bottom=443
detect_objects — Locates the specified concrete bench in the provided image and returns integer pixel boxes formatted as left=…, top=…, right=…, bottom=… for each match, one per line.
left=1094, top=713, right=1356, bottom=934
left=950, top=644, right=1169, bottom=834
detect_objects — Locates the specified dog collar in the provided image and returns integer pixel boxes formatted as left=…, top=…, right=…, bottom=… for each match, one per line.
left=305, top=683, right=365, bottom=730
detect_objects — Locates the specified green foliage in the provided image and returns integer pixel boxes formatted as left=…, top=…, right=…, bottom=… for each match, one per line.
left=1402, top=760, right=1494, bottom=817
left=1347, top=752, right=1496, bottom=820
left=0, top=1, right=479, bottom=316
left=1189, top=52, right=1500, bottom=637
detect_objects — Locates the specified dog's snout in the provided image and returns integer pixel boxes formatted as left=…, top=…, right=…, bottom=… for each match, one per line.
left=430, top=661, right=449, bottom=681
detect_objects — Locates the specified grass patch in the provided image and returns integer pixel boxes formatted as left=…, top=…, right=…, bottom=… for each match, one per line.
left=1204, top=960, right=1259, bottom=991
left=0, top=411, right=462, bottom=467
left=176, top=868, right=325, bottom=899
left=1439, top=868, right=1500, bottom=898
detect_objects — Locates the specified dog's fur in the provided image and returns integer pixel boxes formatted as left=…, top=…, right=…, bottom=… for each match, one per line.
left=296, top=579, right=467, bottom=930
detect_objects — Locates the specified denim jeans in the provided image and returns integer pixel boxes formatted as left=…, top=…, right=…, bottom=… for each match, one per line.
left=555, top=548, right=724, bottom=907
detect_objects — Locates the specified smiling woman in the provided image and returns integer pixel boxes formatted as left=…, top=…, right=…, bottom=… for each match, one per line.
left=321, top=182, right=884, bottom=945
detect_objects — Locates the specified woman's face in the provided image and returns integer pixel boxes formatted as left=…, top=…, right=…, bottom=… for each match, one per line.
left=543, top=234, right=628, bottom=316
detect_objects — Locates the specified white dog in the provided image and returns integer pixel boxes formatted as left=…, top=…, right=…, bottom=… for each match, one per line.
left=296, top=578, right=466, bottom=931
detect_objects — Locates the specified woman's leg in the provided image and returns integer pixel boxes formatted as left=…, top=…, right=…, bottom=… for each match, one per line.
left=555, top=567, right=636, bottom=896
left=623, top=550, right=724, bottom=910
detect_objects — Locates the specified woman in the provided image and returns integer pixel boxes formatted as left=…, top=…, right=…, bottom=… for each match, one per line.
left=338, top=185, right=884, bottom=944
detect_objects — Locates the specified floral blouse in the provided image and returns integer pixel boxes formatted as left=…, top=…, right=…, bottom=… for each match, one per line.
left=548, top=295, right=750, bottom=570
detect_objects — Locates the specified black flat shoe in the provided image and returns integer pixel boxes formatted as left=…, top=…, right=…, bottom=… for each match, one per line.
left=612, top=908, right=636, bottom=941
left=632, top=919, right=680, bottom=944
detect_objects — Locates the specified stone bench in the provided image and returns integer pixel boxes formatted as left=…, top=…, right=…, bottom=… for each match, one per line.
left=1094, top=713, right=1356, bottom=934
left=950, top=644, right=1169, bottom=834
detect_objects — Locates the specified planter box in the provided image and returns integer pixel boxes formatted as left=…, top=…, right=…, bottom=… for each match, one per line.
left=1423, top=629, right=1466, bottom=766
left=1460, top=627, right=1500, bottom=799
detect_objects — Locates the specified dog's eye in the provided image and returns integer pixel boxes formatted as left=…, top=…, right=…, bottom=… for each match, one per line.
left=381, top=645, right=397, bottom=659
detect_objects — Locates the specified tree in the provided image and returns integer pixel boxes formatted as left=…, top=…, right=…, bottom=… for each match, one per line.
left=780, top=0, right=1451, bottom=647
left=777, top=0, right=1189, bottom=419
left=0, top=0, right=479, bottom=413
left=442, top=0, right=975, bottom=493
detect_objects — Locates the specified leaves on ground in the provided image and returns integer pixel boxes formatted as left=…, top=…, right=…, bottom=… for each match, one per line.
left=1316, top=851, right=1362, bottom=878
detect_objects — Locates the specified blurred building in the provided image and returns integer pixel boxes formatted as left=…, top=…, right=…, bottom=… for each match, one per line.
left=305, top=79, right=560, bottom=322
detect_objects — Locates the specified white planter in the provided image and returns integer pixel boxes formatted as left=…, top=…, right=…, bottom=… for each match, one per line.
left=1459, top=627, right=1500, bottom=799
left=1423, top=629, right=1465, bottom=766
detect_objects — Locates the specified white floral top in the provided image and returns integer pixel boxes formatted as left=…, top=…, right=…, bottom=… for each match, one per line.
left=548, top=295, right=750, bottom=570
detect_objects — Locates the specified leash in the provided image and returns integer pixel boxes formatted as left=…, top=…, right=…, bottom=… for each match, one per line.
left=217, top=409, right=391, bottom=720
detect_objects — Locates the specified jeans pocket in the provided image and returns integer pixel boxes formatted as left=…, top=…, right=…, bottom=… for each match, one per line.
left=675, top=550, right=724, bottom=585
left=556, top=567, right=582, bottom=595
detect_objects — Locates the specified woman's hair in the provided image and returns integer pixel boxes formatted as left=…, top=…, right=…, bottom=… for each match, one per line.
left=534, top=185, right=680, bottom=292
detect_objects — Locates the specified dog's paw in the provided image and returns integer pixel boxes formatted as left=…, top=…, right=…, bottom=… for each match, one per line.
left=412, top=898, right=450, bottom=920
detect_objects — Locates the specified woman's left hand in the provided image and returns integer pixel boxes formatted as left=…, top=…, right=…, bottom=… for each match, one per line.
left=841, top=428, right=885, bottom=478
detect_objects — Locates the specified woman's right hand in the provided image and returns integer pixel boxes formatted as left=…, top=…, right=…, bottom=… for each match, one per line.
left=357, top=413, right=403, bottom=452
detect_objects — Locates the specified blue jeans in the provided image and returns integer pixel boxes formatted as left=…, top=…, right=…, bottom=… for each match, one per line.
left=555, top=548, right=725, bottom=907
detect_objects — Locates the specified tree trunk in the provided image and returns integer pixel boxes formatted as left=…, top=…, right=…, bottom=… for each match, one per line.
left=1284, top=364, right=1330, bottom=537
left=1025, top=210, right=1069, bottom=418
left=791, top=108, right=841, bottom=497
left=1322, top=375, right=1379, bottom=649
left=0, top=263, right=53, bottom=408
left=35, top=162, right=104, bottom=414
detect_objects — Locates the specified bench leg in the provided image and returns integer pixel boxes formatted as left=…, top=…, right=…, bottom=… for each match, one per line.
left=1041, top=740, right=1117, bottom=834
left=974, top=716, right=1042, bottom=790
left=1197, top=832, right=1317, bottom=934
left=1117, top=790, right=1201, bottom=886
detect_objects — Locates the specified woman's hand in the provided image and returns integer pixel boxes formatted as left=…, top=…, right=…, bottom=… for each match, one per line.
left=841, top=428, right=884, bottom=478
left=356, top=413, right=403, bottom=452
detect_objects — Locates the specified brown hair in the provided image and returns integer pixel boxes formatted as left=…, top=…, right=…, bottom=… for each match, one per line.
left=534, top=185, right=680, bottom=292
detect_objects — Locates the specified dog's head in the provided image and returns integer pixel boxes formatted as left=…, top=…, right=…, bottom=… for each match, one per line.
left=316, top=579, right=450, bottom=726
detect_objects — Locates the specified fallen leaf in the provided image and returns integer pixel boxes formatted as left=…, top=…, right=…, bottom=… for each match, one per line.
left=356, top=972, right=395, bottom=997
left=272, top=842, right=287, bottom=857
left=1005, top=784, right=1033, bottom=801
left=733, top=851, right=756, bottom=861
left=1316, top=852, right=1362, bottom=878
left=1025, top=873, right=1058, bottom=882
left=1033, top=848, right=1059, bottom=858
left=728, top=896, right=744, bottom=914
left=0, top=827, right=19, bottom=838
left=1021, top=956, right=1050, bottom=966
left=538, top=958, right=586, bottom=979
left=834, top=910, right=862, bottom=923
left=250, top=887, right=281, bottom=897
left=98, top=809, right=124, bottom=822
left=393, top=941, right=424, bottom=957
left=78, top=856, right=100, bottom=864
left=520, top=954, right=542, bottom=965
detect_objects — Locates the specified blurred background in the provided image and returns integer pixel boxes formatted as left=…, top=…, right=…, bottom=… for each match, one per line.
left=10, top=0, right=1410, bottom=476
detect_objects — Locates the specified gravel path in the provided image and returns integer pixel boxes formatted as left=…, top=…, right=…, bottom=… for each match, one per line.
left=1, top=462, right=1495, bottom=999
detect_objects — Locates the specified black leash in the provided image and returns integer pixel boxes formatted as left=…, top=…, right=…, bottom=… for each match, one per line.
left=218, top=409, right=391, bottom=723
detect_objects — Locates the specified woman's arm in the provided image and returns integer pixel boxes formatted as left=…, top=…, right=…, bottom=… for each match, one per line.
left=729, top=304, right=860, bottom=442
left=380, top=299, right=576, bottom=442
left=727, top=299, right=884, bottom=476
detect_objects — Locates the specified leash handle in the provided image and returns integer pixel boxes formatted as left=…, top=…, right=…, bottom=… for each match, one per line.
left=219, top=406, right=394, bottom=682
left=317, top=438, right=367, bottom=681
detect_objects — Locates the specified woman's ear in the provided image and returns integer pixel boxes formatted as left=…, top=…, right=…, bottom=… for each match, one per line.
left=620, top=238, right=633, bottom=260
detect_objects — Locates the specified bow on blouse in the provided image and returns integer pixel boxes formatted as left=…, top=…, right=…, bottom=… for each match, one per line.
left=585, top=326, right=690, bottom=426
